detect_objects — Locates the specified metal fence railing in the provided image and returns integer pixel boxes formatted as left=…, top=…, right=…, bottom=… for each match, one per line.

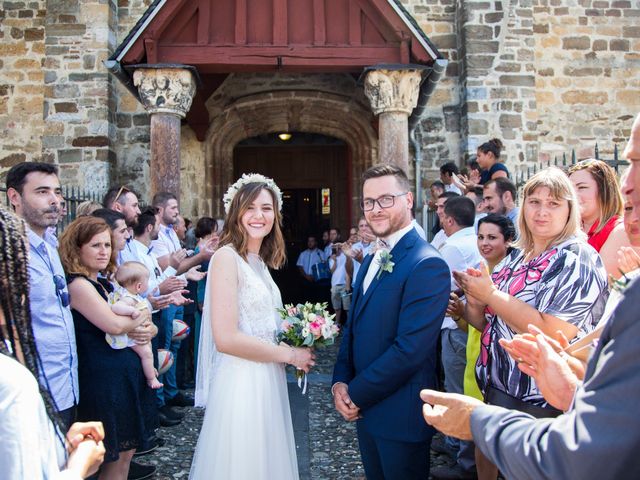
left=515, top=144, right=628, bottom=189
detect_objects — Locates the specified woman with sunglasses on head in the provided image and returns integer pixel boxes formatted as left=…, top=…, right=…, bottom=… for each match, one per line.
left=59, top=216, right=157, bottom=480
left=454, top=168, right=608, bottom=420
left=0, top=206, right=106, bottom=479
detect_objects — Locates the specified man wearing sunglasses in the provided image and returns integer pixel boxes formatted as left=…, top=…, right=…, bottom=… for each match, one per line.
left=6, top=162, right=79, bottom=431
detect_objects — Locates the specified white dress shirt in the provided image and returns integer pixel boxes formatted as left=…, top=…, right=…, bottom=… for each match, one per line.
left=430, top=228, right=448, bottom=250
left=438, top=226, right=483, bottom=330
left=150, top=224, right=182, bottom=260
left=362, top=223, right=415, bottom=293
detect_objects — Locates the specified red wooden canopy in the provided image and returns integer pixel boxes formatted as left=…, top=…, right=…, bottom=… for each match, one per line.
left=108, top=0, right=441, bottom=139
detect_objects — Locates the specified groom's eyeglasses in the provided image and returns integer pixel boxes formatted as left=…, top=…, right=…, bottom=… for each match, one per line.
left=361, top=192, right=409, bottom=212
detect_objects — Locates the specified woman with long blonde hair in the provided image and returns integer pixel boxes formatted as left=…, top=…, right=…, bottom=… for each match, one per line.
left=191, top=174, right=314, bottom=480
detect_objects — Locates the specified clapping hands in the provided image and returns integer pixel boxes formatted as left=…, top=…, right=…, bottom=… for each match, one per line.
left=499, top=325, right=583, bottom=411
left=453, top=263, right=494, bottom=305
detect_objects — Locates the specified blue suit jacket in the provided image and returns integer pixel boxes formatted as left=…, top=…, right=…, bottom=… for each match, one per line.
left=332, top=228, right=450, bottom=442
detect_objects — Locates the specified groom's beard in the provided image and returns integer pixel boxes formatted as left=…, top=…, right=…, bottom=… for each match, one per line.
left=368, top=212, right=410, bottom=238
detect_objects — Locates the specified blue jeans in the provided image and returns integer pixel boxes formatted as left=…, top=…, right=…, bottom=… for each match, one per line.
left=156, top=304, right=183, bottom=406
left=441, top=327, right=475, bottom=472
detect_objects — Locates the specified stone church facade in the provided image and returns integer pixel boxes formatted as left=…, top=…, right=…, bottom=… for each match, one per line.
left=1, top=0, right=639, bottom=220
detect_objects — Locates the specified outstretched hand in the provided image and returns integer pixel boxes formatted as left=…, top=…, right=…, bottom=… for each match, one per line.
left=421, top=390, right=483, bottom=441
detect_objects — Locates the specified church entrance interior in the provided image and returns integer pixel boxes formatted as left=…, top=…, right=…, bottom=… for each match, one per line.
left=234, top=132, right=350, bottom=304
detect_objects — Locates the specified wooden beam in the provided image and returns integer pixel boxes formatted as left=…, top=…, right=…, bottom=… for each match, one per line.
left=349, top=2, right=361, bottom=46
left=235, top=0, right=247, bottom=45
left=156, top=45, right=402, bottom=69
left=273, top=0, right=287, bottom=46
left=144, top=38, right=158, bottom=63
left=313, top=0, right=325, bottom=46
left=197, top=0, right=210, bottom=45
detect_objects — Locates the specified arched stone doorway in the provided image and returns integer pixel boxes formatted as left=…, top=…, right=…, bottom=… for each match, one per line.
left=205, top=90, right=378, bottom=222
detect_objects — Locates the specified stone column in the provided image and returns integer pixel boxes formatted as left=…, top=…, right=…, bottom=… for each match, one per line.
left=133, top=66, right=196, bottom=199
left=364, top=68, right=422, bottom=172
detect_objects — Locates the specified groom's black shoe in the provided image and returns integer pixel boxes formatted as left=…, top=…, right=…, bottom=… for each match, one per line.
left=167, top=391, right=195, bottom=407
left=127, top=461, right=156, bottom=480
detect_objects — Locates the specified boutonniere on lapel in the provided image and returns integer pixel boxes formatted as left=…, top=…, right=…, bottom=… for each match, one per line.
left=376, top=250, right=394, bottom=279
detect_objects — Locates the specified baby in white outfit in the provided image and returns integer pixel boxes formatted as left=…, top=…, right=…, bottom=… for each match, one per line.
left=107, top=261, right=162, bottom=389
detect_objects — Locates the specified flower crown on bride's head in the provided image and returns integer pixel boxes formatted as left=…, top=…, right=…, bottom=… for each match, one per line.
left=222, top=173, right=283, bottom=214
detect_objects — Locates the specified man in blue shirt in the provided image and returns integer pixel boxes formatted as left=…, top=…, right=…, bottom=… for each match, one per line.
left=6, top=162, right=79, bottom=429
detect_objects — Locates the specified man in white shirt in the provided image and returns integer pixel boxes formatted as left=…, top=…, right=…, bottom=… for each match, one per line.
left=430, top=192, right=460, bottom=250
left=150, top=192, right=213, bottom=410
left=323, top=227, right=340, bottom=259
left=440, top=162, right=463, bottom=195
left=349, top=216, right=375, bottom=282
left=296, top=235, right=327, bottom=302
left=432, top=196, right=483, bottom=480
left=329, top=245, right=352, bottom=326
left=483, top=178, right=519, bottom=236
left=297, top=235, right=325, bottom=280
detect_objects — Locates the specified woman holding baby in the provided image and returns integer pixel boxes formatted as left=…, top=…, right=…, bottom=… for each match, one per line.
left=59, top=216, right=157, bottom=480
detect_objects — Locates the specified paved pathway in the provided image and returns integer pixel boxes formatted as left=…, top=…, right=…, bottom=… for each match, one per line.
left=139, top=340, right=454, bottom=479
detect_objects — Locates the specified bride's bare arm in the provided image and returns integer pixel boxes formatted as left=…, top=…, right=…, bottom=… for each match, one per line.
left=210, top=249, right=313, bottom=370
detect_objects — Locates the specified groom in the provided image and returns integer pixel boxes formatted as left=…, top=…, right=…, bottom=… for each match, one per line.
left=332, top=164, right=450, bottom=479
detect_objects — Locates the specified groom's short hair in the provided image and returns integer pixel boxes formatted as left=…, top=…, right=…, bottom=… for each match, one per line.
left=362, top=164, right=410, bottom=191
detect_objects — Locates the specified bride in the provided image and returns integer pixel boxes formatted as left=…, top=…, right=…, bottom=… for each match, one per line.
left=190, top=174, right=315, bottom=480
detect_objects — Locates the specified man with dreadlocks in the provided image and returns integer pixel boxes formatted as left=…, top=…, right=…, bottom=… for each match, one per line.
left=6, top=162, right=79, bottom=430
left=0, top=206, right=106, bottom=478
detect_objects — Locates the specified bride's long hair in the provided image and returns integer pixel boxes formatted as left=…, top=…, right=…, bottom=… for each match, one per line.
left=218, top=182, right=286, bottom=269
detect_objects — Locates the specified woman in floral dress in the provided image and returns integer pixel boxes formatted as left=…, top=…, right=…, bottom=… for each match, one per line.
left=454, top=167, right=608, bottom=417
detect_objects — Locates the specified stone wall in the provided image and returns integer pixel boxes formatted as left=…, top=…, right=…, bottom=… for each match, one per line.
left=111, top=0, right=153, bottom=200
left=404, top=0, right=640, bottom=181
left=533, top=0, right=640, bottom=162
left=2, top=0, right=638, bottom=206
left=0, top=0, right=47, bottom=176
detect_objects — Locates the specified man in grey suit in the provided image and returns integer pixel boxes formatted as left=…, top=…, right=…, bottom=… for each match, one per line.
left=420, top=112, right=640, bottom=479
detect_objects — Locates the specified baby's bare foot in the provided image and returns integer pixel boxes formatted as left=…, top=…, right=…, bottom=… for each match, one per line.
left=149, top=378, right=163, bottom=389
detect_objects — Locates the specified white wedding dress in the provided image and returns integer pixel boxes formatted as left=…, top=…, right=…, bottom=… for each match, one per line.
left=190, top=246, right=299, bottom=480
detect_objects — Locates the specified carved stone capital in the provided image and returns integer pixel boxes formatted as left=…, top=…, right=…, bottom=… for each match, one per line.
left=133, top=67, right=196, bottom=118
left=364, top=69, right=422, bottom=116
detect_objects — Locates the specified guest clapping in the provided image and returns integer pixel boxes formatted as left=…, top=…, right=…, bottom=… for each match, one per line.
left=453, top=167, right=608, bottom=417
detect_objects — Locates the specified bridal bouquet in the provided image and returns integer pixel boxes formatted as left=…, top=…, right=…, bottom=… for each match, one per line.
left=277, top=302, right=339, bottom=393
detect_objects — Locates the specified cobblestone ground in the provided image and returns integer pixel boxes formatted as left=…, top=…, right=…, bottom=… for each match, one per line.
left=139, top=338, right=455, bottom=479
